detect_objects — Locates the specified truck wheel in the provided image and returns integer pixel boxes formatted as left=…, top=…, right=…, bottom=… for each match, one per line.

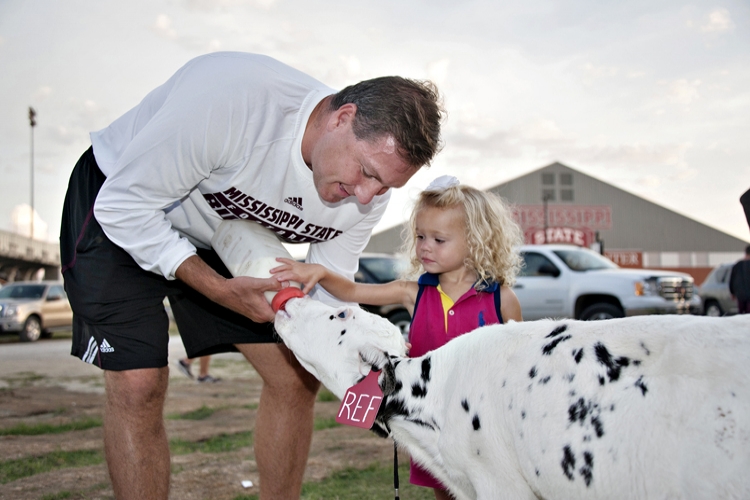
left=388, top=310, right=412, bottom=342
left=20, top=316, right=42, bottom=342
left=580, top=303, right=623, bottom=321
left=704, top=301, right=723, bottom=317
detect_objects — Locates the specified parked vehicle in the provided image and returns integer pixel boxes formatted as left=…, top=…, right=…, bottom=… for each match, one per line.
left=0, top=281, right=73, bottom=342
left=354, top=253, right=412, bottom=338
left=697, top=263, right=738, bottom=316
left=514, top=244, right=701, bottom=321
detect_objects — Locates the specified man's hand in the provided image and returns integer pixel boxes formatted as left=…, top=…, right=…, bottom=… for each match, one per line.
left=175, top=255, right=283, bottom=323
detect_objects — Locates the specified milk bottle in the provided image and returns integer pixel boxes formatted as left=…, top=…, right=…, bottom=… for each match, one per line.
left=211, top=220, right=302, bottom=304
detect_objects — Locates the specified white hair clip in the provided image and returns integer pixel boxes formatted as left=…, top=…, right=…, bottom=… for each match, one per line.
left=425, top=175, right=460, bottom=191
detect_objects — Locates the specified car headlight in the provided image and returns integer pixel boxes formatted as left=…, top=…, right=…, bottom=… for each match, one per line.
left=635, top=278, right=659, bottom=296
left=1, top=304, right=18, bottom=318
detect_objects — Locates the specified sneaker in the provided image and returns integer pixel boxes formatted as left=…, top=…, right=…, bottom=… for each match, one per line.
left=177, top=359, right=193, bottom=379
left=197, top=374, right=221, bottom=383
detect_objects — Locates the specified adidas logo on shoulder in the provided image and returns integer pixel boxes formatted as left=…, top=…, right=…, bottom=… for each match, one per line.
left=284, top=197, right=303, bottom=211
left=100, top=339, right=115, bottom=353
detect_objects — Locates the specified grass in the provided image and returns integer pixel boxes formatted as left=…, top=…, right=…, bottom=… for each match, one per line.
left=169, top=430, right=253, bottom=455
left=41, top=493, right=74, bottom=500
left=317, top=388, right=339, bottom=402
left=40, top=482, right=110, bottom=500
left=232, top=461, right=434, bottom=500
left=313, top=417, right=341, bottom=431
left=0, top=417, right=102, bottom=436
left=0, top=449, right=103, bottom=484
left=167, top=405, right=217, bottom=421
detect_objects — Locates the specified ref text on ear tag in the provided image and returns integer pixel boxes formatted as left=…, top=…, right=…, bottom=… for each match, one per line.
left=335, top=369, right=383, bottom=429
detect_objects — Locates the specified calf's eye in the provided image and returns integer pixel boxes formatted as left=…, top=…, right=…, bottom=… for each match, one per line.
left=338, top=311, right=347, bottom=319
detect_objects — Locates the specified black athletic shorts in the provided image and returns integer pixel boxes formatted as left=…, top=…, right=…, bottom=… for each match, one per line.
left=60, top=147, right=278, bottom=371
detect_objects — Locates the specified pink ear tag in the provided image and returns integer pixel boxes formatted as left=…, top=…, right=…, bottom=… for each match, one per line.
left=335, top=370, right=384, bottom=429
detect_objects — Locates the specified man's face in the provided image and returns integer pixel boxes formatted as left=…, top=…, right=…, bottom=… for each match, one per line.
left=309, top=106, right=416, bottom=205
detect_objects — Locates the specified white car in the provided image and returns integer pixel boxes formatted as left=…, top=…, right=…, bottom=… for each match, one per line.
left=514, top=244, right=701, bottom=321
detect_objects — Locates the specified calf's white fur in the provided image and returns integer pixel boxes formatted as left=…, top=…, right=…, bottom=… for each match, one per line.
left=274, top=296, right=750, bottom=500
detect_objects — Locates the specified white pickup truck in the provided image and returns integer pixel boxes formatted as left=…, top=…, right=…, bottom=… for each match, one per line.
left=513, top=244, right=701, bottom=321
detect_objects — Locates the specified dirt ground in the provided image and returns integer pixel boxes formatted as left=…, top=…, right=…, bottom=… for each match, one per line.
left=0, top=334, right=401, bottom=500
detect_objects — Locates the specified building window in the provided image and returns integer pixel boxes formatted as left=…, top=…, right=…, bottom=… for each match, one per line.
left=560, top=189, right=574, bottom=202
left=542, top=173, right=555, bottom=185
left=542, top=189, right=555, bottom=201
left=560, top=173, right=573, bottom=185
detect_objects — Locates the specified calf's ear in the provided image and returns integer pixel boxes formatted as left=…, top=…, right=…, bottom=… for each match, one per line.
left=379, top=358, right=398, bottom=396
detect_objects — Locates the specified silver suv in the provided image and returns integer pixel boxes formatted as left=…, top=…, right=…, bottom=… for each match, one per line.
left=514, top=245, right=701, bottom=321
left=0, top=281, right=73, bottom=342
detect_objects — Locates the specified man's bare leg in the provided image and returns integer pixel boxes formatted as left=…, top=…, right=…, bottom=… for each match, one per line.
left=104, top=368, right=170, bottom=500
left=236, top=343, right=320, bottom=500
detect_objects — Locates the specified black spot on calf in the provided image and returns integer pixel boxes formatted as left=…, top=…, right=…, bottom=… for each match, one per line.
left=579, top=451, right=594, bottom=486
left=411, top=383, right=427, bottom=398
left=420, top=357, right=432, bottom=383
left=546, top=324, right=569, bottom=338
left=591, top=416, right=604, bottom=438
left=340, top=329, right=346, bottom=336
left=573, top=348, right=584, bottom=364
left=472, top=414, right=481, bottom=431
left=594, top=343, right=630, bottom=382
left=461, top=399, right=470, bottom=412
left=529, top=366, right=538, bottom=379
left=634, top=376, right=648, bottom=396
left=640, top=341, right=650, bottom=355
left=543, top=335, right=572, bottom=356
left=568, top=398, right=590, bottom=424
left=561, top=445, right=576, bottom=481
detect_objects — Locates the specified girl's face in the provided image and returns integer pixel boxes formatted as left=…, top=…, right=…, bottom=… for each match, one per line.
left=414, top=205, right=470, bottom=275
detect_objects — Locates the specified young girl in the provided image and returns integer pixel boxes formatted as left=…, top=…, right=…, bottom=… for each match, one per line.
left=272, top=175, right=524, bottom=500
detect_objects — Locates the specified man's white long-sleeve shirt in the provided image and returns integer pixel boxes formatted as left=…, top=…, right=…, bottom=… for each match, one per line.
left=91, top=52, right=389, bottom=299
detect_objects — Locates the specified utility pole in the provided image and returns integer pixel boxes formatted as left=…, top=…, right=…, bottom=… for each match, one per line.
left=28, top=107, right=36, bottom=240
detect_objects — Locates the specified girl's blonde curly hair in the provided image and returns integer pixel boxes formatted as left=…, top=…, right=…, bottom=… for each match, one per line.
left=401, top=184, right=524, bottom=288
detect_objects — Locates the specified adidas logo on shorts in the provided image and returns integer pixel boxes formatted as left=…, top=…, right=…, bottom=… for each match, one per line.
left=100, top=339, right=115, bottom=353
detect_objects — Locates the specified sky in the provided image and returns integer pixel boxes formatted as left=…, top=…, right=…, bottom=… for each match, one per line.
left=1, top=0, right=749, bottom=248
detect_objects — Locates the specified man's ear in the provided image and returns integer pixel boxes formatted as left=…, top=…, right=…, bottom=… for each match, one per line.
left=327, top=102, right=357, bottom=130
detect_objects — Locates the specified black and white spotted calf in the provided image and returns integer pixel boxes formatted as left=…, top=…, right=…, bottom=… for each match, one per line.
left=274, top=296, right=750, bottom=500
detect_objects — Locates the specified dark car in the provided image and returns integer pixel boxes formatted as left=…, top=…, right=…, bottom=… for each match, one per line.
left=0, top=281, right=73, bottom=342
left=354, top=253, right=411, bottom=340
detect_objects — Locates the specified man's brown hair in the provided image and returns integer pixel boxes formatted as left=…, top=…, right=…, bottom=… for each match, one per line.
left=329, top=77, right=444, bottom=168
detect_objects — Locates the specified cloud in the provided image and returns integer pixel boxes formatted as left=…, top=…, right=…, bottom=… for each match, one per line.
left=339, top=55, right=362, bottom=78
left=33, top=86, right=53, bottom=102
left=568, top=142, right=692, bottom=169
left=663, top=79, right=701, bottom=105
left=427, top=58, right=450, bottom=87
left=10, top=204, right=49, bottom=241
left=581, top=62, right=618, bottom=79
left=443, top=116, right=693, bottom=175
left=700, top=8, right=734, bottom=33
left=153, top=14, right=178, bottom=40
left=184, top=0, right=277, bottom=11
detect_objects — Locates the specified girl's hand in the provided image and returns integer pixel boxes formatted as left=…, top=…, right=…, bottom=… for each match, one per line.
left=270, top=258, right=327, bottom=294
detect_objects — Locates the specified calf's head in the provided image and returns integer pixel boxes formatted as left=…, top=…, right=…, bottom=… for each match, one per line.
left=274, top=296, right=407, bottom=399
